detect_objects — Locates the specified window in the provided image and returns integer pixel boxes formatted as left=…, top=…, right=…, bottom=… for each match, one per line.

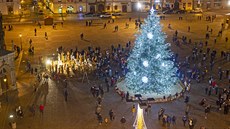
left=107, top=6, right=110, bottom=10
left=114, top=5, right=118, bottom=10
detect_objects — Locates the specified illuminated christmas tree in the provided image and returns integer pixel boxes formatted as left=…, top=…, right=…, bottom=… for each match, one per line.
left=124, top=9, right=179, bottom=96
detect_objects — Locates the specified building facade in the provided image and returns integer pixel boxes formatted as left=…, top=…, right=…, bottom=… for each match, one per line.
left=0, top=0, right=20, bottom=15
left=49, top=0, right=134, bottom=13
left=193, top=0, right=229, bottom=9
left=48, top=0, right=230, bottom=13
left=0, top=13, right=16, bottom=97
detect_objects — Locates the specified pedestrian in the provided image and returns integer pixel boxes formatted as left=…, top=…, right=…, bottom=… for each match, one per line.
left=172, top=115, right=176, bottom=124
left=39, top=104, right=44, bottom=115
left=188, top=118, right=194, bottom=129
left=131, top=105, right=136, bottom=116
left=61, top=22, right=63, bottom=27
left=206, top=25, right=209, bottom=31
left=45, top=32, right=48, bottom=40
left=103, top=23, right=106, bottom=29
left=97, top=113, right=103, bottom=125
left=64, top=88, right=68, bottom=102
left=158, top=108, right=165, bottom=120
left=30, top=104, right=36, bottom=116
left=29, top=39, right=32, bottom=46
left=109, top=109, right=115, bottom=121
left=0, top=101, right=1, bottom=112
left=129, top=17, right=131, bottom=22
left=80, top=33, right=84, bottom=40
left=120, top=117, right=126, bottom=125
left=188, top=26, right=190, bottom=32
left=182, top=115, right=187, bottom=126
left=34, top=28, right=37, bottom=36
left=226, top=37, right=228, bottom=43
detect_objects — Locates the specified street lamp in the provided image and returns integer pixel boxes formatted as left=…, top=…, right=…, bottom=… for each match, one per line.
left=137, top=2, right=142, bottom=22
left=19, top=34, right=22, bottom=50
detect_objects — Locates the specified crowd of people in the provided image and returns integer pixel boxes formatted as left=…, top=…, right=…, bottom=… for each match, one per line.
left=2, top=12, right=229, bottom=129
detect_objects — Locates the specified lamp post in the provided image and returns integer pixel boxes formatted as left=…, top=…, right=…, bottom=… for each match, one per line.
left=137, top=2, right=142, bottom=22
left=19, top=34, right=22, bottom=50
left=3, top=77, right=8, bottom=102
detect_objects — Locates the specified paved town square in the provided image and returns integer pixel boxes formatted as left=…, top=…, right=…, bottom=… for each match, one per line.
left=0, top=10, right=230, bottom=129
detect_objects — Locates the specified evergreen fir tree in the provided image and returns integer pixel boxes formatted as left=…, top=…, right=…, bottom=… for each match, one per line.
left=125, top=9, right=178, bottom=95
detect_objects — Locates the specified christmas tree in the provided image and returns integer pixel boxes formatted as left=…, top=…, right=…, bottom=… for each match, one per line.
left=124, top=9, right=179, bottom=96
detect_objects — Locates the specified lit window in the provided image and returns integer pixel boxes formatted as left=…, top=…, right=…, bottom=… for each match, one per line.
left=114, top=5, right=118, bottom=10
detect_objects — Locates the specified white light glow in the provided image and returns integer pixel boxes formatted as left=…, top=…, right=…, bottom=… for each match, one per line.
left=133, top=104, right=147, bottom=129
left=142, top=60, right=149, bottom=67
left=137, top=2, right=142, bottom=9
left=155, top=54, right=160, bottom=59
left=142, top=76, right=148, bottom=83
left=46, top=59, right=52, bottom=65
left=228, top=0, right=230, bottom=5
left=147, top=32, right=153, bottom=39
left=134, top=71, right=137, bottom=75
left=161, top=63, right=166, bottom=67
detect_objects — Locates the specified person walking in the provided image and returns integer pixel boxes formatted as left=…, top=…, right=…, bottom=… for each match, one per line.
left=158, top=108, right=165, bottom=120
left=103, top=23, right=106, bottom=29
left=34, top=28, right=37, bottom=36
left=109, top=109, right=115, bottom=121
left=45, top=32, right=48, bottom=40
left=80, top=33, right=84, bottom=40
left=120, top=117, right=126, bottom=126
left=39, top=104, right=44, bottom=116
left=64, top=87, right=68, bottom=102
left=30, top=104, right=36, bottom=116
left=182, top=115, right=187, bottom=126
left=97, top=113, right=103, bottom=125
left=172, top=115, right=176, bottom=125
left=188, top=26, right=190, bottom=32
left=131, top=105, right=136, bottom=116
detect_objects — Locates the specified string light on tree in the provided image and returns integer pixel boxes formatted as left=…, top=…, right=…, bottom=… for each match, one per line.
left=124, top=7, right=178, bottom=95
left=155, top=54, right=160, bottom=59
left=147, top=32, right=153, bottom=39
left=142, top=76, right=148, bottom=83
left=142, top=60, right=149, bottom=67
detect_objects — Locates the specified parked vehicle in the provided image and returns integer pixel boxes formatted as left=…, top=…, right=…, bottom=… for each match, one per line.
left=112, top=12, right=122, bottom=16
left=100, top=13, right=112, bottom=18
left=190, top=8, right=203, bottom=13
left=84, top=12, right=97, bottom=17
left=174, top=10, right=187, bottom=14
left=162, top=9, right=174, bottom=14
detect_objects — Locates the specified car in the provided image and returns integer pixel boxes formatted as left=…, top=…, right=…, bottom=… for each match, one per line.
left=190, top=8, right=203, bottom=13
left=162, top=9, right=174, bottom=14
left=112, top=12, right=122, bottom=16
left=100, top=13, right=112, bottom=18
left=84, top=12, right=97, bottom=17
left=174, top=10, right=187, bottom=14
